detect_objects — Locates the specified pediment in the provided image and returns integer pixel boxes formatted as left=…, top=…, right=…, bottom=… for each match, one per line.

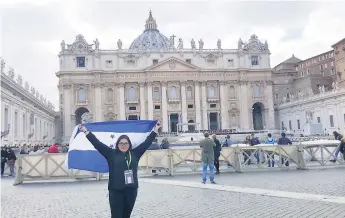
left=144, top=57, right=200, bottom=71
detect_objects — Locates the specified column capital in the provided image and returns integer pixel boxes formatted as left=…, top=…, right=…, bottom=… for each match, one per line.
left=147, top=81, right=153, bottom=86
left=201, top=81, right=206, bottom=86
left=180, top=81, right=186, bottom=86
left=139, top=82, right=145, bottom=87
left=219, top=81, right=226, bottom=86
left=118, top=82, right=125, bottom=88
left=161, top=81, right=167, bottom=86
left=193, top=81, right=200, bottom=86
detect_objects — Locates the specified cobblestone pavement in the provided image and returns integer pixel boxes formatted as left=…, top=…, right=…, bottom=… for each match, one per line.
left=1, top=168, right=345, bottom=218
left=153, top=167, right=345, bottom=196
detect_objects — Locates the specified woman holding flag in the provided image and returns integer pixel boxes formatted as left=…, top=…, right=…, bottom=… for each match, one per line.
left=79, top=121, right=161, bottom=218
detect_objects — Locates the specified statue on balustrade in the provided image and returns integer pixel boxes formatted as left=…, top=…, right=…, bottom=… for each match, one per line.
left=290, top=93, right=295, bottom=101
left=177, top=38, right=183, bottom=49
left=94, top=38, right=100, bottom=50
left=61, top=40, right=65, bottom=52
left=217, top=39, right=221, bottom=50
left=8, top=68, right=15, bottom=80
left=198, top=39, right=204, bottom=50
left=238, top=38, right=243, bottom=49
left=191, top=39, right=196, bottom=49
left=117, top=39, right=122, bottom=50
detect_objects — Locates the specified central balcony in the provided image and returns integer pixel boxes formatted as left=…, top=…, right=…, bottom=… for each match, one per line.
left=126, top=99, right=139, bottom=104
left=168, top=98, right=180, bottom=103
left=76, top=100, right=88, bottom=106
left=207, top=97, right=219, bottom=103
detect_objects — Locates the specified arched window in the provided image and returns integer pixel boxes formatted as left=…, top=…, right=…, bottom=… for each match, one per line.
left=78, top=88, right=86, bottom=101
left=129, top=87, right=136, bottom=100
left=60, top=94, right=63, bottom=104
left=229, top=86, right=235, bottom=98
left=153, top=87, right=160, bottom=100
left=186, top=86, right=193, bottom=100
left=170, top=86, right=177, bottom=98
left=208, top=86, right=215, bottom=97
left=107, top=88, right=114, bottom=102
left=253, top=85, right=260, bottom=97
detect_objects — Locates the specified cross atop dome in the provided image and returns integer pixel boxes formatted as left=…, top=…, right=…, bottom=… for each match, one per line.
left=145, top=10, right=158, bottom=31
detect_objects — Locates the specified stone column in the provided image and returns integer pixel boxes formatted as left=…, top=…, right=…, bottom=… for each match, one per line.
left=240, top=81, right=250, bottom=130
left=220, top=81, right=229, bottom=130
left=194, top=82, right=201, bottom=130
left=63, top=85, right=72, bottom=142
left=180, top=81, right=188, bottom=131
left=265, top=81, right=275, bottom=129
left=94, top=83, right=102, bottom=121
left=139, top=82, right=146, bottom=120
left=118, top=83, right=126, bottom=120
left=201, top=82, right=208, bottom=130
left=161, top=82, right=169, bottom=132
left=147, top=82, right=153, bottom=120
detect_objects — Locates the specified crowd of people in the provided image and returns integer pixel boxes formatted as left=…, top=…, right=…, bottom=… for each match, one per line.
left=0, top=143, right=69, bottom=177
left=200, top=130, right=345, bottom=183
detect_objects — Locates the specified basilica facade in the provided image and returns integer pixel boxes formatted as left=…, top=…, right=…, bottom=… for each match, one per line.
left=57, top=11, right=274, bottom=141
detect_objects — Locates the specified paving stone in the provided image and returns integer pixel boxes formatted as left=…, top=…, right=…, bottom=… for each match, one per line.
left=1, top=169, right=345, bottom=218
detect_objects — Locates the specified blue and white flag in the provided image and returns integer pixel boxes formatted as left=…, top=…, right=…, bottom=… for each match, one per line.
left=66, top=120, right=157, bottom=172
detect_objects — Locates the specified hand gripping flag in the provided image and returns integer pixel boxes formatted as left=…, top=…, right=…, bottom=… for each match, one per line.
left=66, top=120, right=157, bottom=172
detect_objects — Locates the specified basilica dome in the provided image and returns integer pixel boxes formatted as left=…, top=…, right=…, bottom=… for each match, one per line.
left=129, top=11, right=170, bottom=51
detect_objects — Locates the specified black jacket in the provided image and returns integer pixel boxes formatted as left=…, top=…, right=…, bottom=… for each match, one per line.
left=86, top=131, right=157, bottom=190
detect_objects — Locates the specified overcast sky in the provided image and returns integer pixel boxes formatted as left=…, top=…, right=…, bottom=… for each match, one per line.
left=1, top=0, right=344, bottom=109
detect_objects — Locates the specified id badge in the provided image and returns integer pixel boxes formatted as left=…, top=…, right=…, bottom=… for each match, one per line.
left=124, top=170, right=134, bottom=185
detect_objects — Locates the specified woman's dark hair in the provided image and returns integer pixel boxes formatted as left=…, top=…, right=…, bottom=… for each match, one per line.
left=33, top=145, right=39, bottom=152
left=115, top=135, right=133, bottom=150
left=267, top=133, right=272, bottom=137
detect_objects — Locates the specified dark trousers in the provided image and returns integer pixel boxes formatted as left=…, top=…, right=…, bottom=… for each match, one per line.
left=214, top=158, right=220, bottom=173
left=1, top=159, right=6, bottom=175
left=109, top=188, right=138, bottom=218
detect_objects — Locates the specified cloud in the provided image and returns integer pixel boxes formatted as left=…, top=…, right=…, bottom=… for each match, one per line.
left=1, top=1, right=345, bottom=108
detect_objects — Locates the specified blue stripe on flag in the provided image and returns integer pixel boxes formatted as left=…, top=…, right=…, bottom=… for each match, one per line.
left=68, top=150, right=109, bottom=172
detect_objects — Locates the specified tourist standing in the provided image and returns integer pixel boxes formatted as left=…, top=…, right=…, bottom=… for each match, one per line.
left=277, top=132, right=292, bottom=166
left=79, top=121, right=161, bottom=218
left=212, top=134, right=222, bottom=175
left=200, top=132, right=216, bottom=184
left=331, top=131, right=343, bottom=162
left=222, top=135, right=233, bottom=147
left=1, top=147, right=8, bottom=176
left=264, top=133, right=275, bottom=167
left=6, top=147, right=16, bottom=176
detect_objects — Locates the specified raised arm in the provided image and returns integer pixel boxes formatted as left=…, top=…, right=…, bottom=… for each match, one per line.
left=132, top=121, right=161, bottom=158
left=79, top=125, right=112, bottom=159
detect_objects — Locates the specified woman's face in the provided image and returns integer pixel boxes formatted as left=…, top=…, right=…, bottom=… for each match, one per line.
left=118, top=138, right=130, bottom=152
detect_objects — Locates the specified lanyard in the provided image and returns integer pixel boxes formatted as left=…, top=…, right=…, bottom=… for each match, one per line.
left=125, top=151, right=132, bottom=170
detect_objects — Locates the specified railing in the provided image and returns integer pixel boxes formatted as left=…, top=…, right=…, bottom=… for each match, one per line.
left=13, top=143, right=344, bottom=185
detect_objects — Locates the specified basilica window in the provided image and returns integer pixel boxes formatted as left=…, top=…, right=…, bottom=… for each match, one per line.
left=329, top=115, right=334, bottom=127
left=128, top=87, right=136, bottom=100
left=106, top=60, right=113, bottom=68
left=251, top=56, right=259, bottom=66
left=78, top=88, right=86, bottom=102
left=60, top=94, right=63, bottom=105
left=227, top=59, right=234, bottom=67
left=186, top=86, right=193, bottom=100
left=153, top=59, right=158, bottom=65
left=76, top=57, right=85, bottom=68
left=107, top=88, right=114, bottom=102
left=208, top=86, right=215, bottom=98
left=186, top=59, right=191, bottom=64
left=153, top=87, right=160, bottom=100
left=253, top=85, right=260, bottom=97
left=170, top=86, right=177, bottom=98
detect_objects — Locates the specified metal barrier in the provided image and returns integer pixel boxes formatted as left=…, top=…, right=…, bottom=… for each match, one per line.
left=13, top=144, right=344, bottom=185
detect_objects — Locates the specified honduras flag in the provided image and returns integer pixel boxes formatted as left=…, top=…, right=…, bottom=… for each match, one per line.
left=66, top=120, right=157, bottom=172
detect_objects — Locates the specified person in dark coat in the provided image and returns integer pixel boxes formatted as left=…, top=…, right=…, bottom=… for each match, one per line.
left=1, top=147, right=8, bottom=176
left=277, top=132, right=292, bottom=166
left=6, top=147, right=16, bottom=176
left=79, top=121, right=161, bottom=218
left=331, top=131, right=343, bottom=162
left=212, top=134, right=222, bottom=174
